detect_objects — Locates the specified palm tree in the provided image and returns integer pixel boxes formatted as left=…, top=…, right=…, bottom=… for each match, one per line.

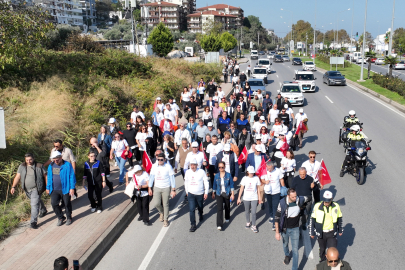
left=330, top=49, right=338, bottom=56
left=365, top=51, right=376, bottom=79
left=384, top=56, right=397, bottom=78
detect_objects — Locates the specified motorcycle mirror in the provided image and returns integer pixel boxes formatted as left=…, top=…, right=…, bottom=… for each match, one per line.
left=366, top=147, right=371, bottom=151
left=368, top=139, right=372, bottom=143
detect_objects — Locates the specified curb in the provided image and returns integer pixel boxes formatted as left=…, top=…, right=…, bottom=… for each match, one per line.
left=316, top=66, right=405, bottom=114
left=79, top=201, right=138, bottom=270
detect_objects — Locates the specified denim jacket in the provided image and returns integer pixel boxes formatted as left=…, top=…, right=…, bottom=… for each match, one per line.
left=213, top=172, right=234, bottom=196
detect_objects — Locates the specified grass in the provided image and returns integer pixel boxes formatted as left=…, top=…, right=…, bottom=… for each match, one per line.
left=299, top=56, right=405, bottom=105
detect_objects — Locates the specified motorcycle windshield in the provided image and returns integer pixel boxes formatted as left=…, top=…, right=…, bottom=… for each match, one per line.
left=354, top=141, right=366, bottom=148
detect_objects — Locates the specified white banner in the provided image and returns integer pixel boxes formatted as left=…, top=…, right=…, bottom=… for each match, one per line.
left=297, top=42, right=303, bottom=49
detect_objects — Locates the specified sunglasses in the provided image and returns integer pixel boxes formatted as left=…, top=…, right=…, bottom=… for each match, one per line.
left=157, top=159, right=165, bottom=161
left=309, top=156, right=316, bottom=158
left=218, top=167, right=225, bottom=169
left=114, top=136, right=120, bottom=138
left=328, top=260, right=339, bottom=263
left=275, top=121, right=279, bottom=123
left=126, top=125, right=131, bottom=127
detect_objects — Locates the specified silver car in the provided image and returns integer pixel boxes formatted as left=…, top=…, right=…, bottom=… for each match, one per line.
left=282, top=55, right=290, bottom=62
left=374, top=58, right=385, bottom=65
left=394, top=61, right=405, bottom=70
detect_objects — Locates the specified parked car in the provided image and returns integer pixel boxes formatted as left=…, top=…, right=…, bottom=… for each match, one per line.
left=356, top=57, right=367, bottom=64
left=375, top=58, right=385, bottom=65
left=292, top=58, right=302, bottom=65
left=394, top=61, right=405, bottom=70
left=323, top=71, right=346, bottom=86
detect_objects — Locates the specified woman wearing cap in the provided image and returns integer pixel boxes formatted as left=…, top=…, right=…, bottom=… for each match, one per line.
left=248, top=105, right=257, bottom=128
left=212, top=161, right=234, bottom=231
left=180, top=87, right=191, bottom=110
left=152, top=107, right=164, bottom=128
left=135, top=125, right=148, bottom=164
left=108, top=118, right=120, bottom=137
left=126, top=165, right=151, bottom=225
left=155, top=97, right=164, bottom=112
left=110, top=133, right=129, bottom=185
left=237, top=166, right=262, bottom=233
left=202, top=106, right=212, bottom=126
left=83, top=152, right=106, bottom=213
left=163, top=134, right=175, bottom=168
left=281, top=150, right=296, bottom=188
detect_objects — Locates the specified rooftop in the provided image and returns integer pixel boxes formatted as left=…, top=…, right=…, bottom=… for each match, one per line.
left=196, top=4, right=242, bottom=10
left=187, top=10, right=237, bottom=17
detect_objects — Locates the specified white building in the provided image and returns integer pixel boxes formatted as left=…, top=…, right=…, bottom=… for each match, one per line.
left=374, top=34, right=388, bottom=53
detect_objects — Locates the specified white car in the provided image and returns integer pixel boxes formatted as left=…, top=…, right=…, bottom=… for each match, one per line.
left=267, top=51, right=276, bottom=59
left=252, top=66, right=269, bottom=84
left=250, top=50, right=258, bottom=60
left=375, top=58, right=385, bottom=65
left=257, top=59, right=272, bottom=74
left=294, top=70, right=316, bottom=92
left=356, top=57, right=367, bottom=64
left=278, top=82, right=305, bottom=106
left=394, top=61, right=405, bottom=70
left=303, top=61, right=316, bottom=71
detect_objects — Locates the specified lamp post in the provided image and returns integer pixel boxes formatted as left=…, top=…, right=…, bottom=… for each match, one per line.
left=387, top=0, right=395, bottom=73
left=350, top=0, right=354, bottom=60
left=313, top=0, right=317, bottom=64
left=359, top=0, right=368, bottom=81
left=336, top=8, right=350, bottom=51
left=281, top=8, right=293, bottom=58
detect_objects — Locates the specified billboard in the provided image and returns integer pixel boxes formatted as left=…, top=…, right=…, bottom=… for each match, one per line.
left=330, top=57, right=345, bottom=65
left=297, top=42, right=303, bottom=49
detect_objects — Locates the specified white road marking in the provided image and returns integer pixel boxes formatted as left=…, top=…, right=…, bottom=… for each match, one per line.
left=279, top=82, right=282, bottom=87
left=138, top=194, right=185, bottom=270
left=288, top=66, right=291, bottom=69
left=325, top=96, right=334, bottom=103
left=276, top=75, right=279, bottom=78
left=302, top=230, right=314, bottom=259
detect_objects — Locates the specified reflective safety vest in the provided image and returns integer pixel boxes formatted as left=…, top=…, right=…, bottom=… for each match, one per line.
left=345, top=117, right=359, bottom=124
left=347, top=133, right=364, bottom=141
left=309, top=201, right=343, bottom=238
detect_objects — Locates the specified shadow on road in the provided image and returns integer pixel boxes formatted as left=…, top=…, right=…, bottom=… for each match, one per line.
left=338, top=223, right=356, bottom=259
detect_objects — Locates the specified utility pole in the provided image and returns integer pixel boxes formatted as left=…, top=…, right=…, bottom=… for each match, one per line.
left=258, top=32, right=260, bottom=49
left=126, top=0, right=140, bottom=56
left=350, top=0, right=354, bottom=60
left=306, top=32, right=308, bottom=56
left=360, top=0, right=368, bottom=81
left=388, top=0, right=395, bottom=72
left=313, top=0, right=317, bottom=64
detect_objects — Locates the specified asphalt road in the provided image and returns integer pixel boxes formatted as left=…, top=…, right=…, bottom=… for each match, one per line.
left=352, top=60, right=405, bottom=80
left=95, top=55, right=405, bottom=270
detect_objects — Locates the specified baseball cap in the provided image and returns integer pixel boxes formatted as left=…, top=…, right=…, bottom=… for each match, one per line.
left=255, top=144, right=263, bottom=152
left=243, top=91, right=247, bottom=94
left=207, top=122, right=213, bottom=127
left=156, top=97, right=161, bottom=100
left=278, top=133, right=285, bottom=137
left=190, top=158, right=198, bottom=164
left=323, top=190, right=333, bottom=202
left=191, top=141, right=199, bottom=148
left=255, top=134, right=262, bottom=140
left=247, top=166, right=255, bottom=174
left=224, top=144, right=231, bottom=151
left=299, top=108, right=304, bottom=113
left=133, top=165, right=142, bottom=172
left=108, top=117, right=116, bottom=124
left=260, top=116, right=265, bottom=120
left=284, top=104, right=289, bottom=109
left=50, top=151, right=62, bottom=159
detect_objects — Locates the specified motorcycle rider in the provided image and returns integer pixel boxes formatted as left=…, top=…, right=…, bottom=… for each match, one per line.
left=340, top=125, right=366, bottom=176
left=343, top=110, right=360, bottom=129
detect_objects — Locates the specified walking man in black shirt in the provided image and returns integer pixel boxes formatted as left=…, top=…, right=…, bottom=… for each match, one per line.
left=186, top=96, right=199, bottom=119
left=291, top=167, right=314, bottom=230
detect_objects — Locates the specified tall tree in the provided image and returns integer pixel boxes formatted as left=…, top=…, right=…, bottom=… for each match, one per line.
left=147, top=23, right=173, bottom=57
left=393, top=27, right=405, bottom=53
left=220, top=32, right=237, bottom=52
left=200, top=34, right=222, bottom=52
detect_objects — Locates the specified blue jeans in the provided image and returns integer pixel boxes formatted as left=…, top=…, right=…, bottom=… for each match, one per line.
left=266, top=193, right=280, bottom=223
left=282, top=227, right=300, bottom=270
left=116, top=156, right=127, bottom=183
left=188, top=193, right=204, bottom=226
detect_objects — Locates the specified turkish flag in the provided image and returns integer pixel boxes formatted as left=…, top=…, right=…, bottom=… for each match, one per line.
left=142, top=151, right=153, bottom=173
left=280, top=136, right=289, bottom=156
left=295, top=121, right=308, bottom=135
left=153, top=99, right=157, bottom=110
left=238, top=146, right=248, bottom=165
left=256, top=156, right=267, bottom=178
left=200, top=142, right=204, bottom=152
left=317, top=159, right=332, bottom=186
left=201, top=142, right=209, bottom=166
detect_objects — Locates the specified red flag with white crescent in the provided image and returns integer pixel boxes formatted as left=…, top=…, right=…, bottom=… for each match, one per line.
left=153, top=99, right=157, bottom=110
left=200, top=142, right=209, bottom=165
left=142, top=151, right=152, bottom=173
left=280, top=136, right=289, bottom=157
left=256, top=156, right=267, bottom=177
left=295, top=121, right=308, bottom=135
left=200, top=142, right=204, bottom=152
left=317, top=159, right=332, bottom=186
left=238, top=146, right=248, bottom=165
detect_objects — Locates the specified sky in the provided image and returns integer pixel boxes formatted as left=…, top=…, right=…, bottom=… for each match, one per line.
left=197, top=0, right=405, bottom=41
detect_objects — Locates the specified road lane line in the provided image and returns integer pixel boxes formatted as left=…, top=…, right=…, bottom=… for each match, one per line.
left=325, top=96, right=334, bottom=103
left=276, top=75, right=279, bottom=78
left=138, top=194, right=185, bottom=270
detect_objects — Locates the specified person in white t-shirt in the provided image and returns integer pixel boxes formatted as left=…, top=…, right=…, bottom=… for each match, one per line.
left=183, top=142, right=206, bottom=174
left=301, top=150, right=323, bottom=203
left=135, top=126, right=148, bottom=163
left=198, top=83, right=206, bottom=108
left=281, top=149, right=296, bottom=188
left=148, top=153, right=176, bottom=227
left=268, top=104, right=280, bottom=126
left=252, top=116, right=267, bottom=135
left=272, top=133, right=286, bottom=168
left=155, top=97, right=165, bottom=113
left=261, top=161, right=285, bottom=230
left=164, top=103, right=178, bottom=124
left=130, top=105, right=145, bottom=124
left=184, top=159, right=209, bottom=232
left=217, top=87, right=225, bottom=99
left=237, top=166, right=262, bottom=233
left=206, top=135, right=223, bottom=189
left=284, top=104, right=295, bottom=130
left=174, top=122, right=191, bottom=149
left=180, top=87, right=191, bottom=110
left=295, top=108, right=308, bottom=148
left=110, top=133, right=129, bottom=185
left=126, top=165, right=150, bottom=225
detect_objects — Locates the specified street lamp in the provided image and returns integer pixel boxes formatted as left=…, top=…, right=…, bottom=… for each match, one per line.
left=359, top=0, right=368, bottom=81
left=281, top=8, right=293, bottom=58
left=336, top=8, right=350, bottom=50
left=387, top=0, right=395, bottom=73
left=313, top=0, right=317, bottom=65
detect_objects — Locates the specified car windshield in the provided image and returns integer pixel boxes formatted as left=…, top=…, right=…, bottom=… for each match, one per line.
left=258, top=60, right=270, bottom=65
left=296, top=74, right=314, bottom=80
left=253, top=69, right=267, bottom=74
left=248, top=80, right=265, bottom=86
left=306, top=62, right=314, bottom=65
left=251, top=51, right=258, bottom=55
left=275, top=55, right=282, bottom=58
left=282, top=56, right=289, bottom=58
left=329, top=71, right=342, bottom=76
left=281, top=86, right=301, bottom=93
left=293, top=58, right=301, bottom=61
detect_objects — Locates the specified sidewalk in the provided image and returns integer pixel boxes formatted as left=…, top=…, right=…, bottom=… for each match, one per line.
left=0, top=166, right=136, bottom=270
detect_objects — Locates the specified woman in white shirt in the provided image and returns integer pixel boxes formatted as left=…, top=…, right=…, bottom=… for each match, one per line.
left=135, top=125, right=148, bottom=163
left=213, top=92, right=220, bottom=103
left=126, top=165, right=151, bottom=225
left=281, top=149, right=296, bottom=188
left=259, top=126, right=271, bottom=153
left=110, top=133, right=129, bottom=185
left=202, top=106, right=213, bottom=126
left=198, top=83, right=206, bottom=107
left=257, top=89, right=264, bottom=104
left=237, top=166, right=262, bottom=233
left=270, top=118, right=284, bottom=140
left=180, top=88, right=191, bottom=110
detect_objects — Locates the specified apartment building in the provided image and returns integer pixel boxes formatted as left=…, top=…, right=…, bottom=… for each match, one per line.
left=196, top=4, right=243, bottom=27
left=187, top=10, right=237, bottom=34
left=140, top=1, right=186, bottom=31
left=138, top=0, right=195, bottom=16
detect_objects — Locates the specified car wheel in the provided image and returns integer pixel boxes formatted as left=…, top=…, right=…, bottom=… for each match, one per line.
left=327, top=80, right=331, bottom=86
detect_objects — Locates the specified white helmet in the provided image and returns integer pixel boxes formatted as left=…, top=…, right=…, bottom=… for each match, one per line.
left=351, top=125, right=360, bottom=134
left=349, top=110, right=356, bottom=117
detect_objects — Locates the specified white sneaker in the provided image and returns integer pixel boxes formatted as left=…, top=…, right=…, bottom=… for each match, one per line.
left=91, top=208, right=96, bottom=213
left=217, top=226, right=222, bottom=231
left=97, top=209, right=102, bottom=214
left=225, top=219, right=229, bottom=223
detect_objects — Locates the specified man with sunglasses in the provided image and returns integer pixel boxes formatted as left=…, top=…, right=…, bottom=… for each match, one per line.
left=148, top=153, right=176, bottom=227
left=44, top=139, right=76, bottom=173
left=310, top=191, right=343, bottom=263
left=316, top=247, right=352, bottom=270
left=278, top=107, right=291, bottom=129
left=302, top=151, right=323, bottom=203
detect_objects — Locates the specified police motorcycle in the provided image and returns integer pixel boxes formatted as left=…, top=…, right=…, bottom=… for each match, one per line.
left=339, top=126, right=371, bottom=185
left=339, top=110, right=363, bottom=149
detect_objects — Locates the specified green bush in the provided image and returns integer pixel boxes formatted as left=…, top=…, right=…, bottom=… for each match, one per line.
left=372, top=73, right=405, bottom=97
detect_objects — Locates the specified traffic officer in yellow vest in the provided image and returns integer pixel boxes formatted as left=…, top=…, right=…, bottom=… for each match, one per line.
left=309, top=190, right=343, bottom=262
left=343, top=110, right=360, bottom=130
left=340, top=125, right=366, bottom=175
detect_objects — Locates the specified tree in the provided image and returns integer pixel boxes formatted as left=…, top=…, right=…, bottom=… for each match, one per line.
left=365, top=51, right=376, bottom=79
left=147, top=23, right=173, bottom=57
left=45, top=24, right=80, bottom=50
left=358, top=32, right=373, bottom=50
left=220, top=32, right=237, bottom=52
left=104, top=29, right=123, bottom=40
left=384, top=56, right=397, bottom=78
left=200, top=34, right=221, bottom=52
left=0, top=0, right=54, bottom=68
left=393, top=27, right=405, bottom=53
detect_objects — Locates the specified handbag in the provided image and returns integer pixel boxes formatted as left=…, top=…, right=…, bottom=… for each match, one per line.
left=124, top=179, right=135, bottom=198
left=121, top=149, right=133, bottom=159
